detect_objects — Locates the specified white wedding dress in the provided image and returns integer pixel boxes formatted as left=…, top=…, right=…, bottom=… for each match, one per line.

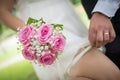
left=16, top=0, right=91, bottom=80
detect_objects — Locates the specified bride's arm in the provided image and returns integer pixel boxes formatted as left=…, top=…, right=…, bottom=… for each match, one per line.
left=69, top=48, right=120, bottom=80
left=0, top=0, right=25, bottom=31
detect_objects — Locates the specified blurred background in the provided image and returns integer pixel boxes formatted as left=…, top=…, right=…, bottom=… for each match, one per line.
left=0, top=0, right=89, bottom=80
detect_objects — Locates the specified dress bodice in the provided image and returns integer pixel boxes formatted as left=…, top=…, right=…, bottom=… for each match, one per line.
left=16, top=0, right=88, bottom=37
left=16, top=0, right=72, bottom=22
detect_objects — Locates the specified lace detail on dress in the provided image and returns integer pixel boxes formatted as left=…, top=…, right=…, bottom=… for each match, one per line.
left=66, top=44, right=91, bottom=78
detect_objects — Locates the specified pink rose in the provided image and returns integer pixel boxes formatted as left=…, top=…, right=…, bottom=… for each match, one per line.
left=22, top=46, right=36, bottom=60
left=51, top=35, right=65, bottom=51
left=37, top=50, right=56, bottom=65
left=37, top=24, right=53, bottom=44
left=19, top=26, right=35, bottom=45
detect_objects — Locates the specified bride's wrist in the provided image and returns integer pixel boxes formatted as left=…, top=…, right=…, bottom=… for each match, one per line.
left=0, top=8, right=11, bottom=19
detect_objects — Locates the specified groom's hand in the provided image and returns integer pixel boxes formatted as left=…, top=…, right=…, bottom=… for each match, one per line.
left=89, top=12, right=116, bottom=48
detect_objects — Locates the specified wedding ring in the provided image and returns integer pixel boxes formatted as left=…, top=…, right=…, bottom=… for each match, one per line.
left=104, top=32, right=109, bottom=35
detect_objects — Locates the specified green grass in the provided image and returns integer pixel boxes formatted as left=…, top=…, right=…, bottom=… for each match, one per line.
left=0, top=43, right=18, bottom=63
left=0, top=43, right=39, bottom=80
left=0, top=60, right=38, bottom=80
left=0, top=25, right=15, bottom=42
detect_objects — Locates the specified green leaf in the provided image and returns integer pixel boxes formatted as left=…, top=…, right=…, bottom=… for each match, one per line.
left=26, top=17, right=64, bottom=31
left=52, top=24, right=63, bottom=30
left=39, top=17, right=46, bottom=24
left=27, top=17, right=39, bottom=25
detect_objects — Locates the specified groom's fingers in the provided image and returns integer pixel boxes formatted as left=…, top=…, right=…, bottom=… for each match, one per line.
left=103, top=31, right=110, bottom=45
left=89, top=27, right=96, bottom=47
left=95, top=31, right=103, bottom=48
left=109, top=27, right=116, bottom=42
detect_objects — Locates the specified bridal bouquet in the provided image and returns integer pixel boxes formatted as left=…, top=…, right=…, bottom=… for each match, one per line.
left=17, top=17, right=66, bottom=66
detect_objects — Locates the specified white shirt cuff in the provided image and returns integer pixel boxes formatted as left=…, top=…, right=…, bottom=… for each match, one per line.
left=92, top=0, right=120, bottom=17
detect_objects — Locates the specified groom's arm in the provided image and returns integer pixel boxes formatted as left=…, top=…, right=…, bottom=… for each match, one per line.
left=0, top=0, right=25, bottom=31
